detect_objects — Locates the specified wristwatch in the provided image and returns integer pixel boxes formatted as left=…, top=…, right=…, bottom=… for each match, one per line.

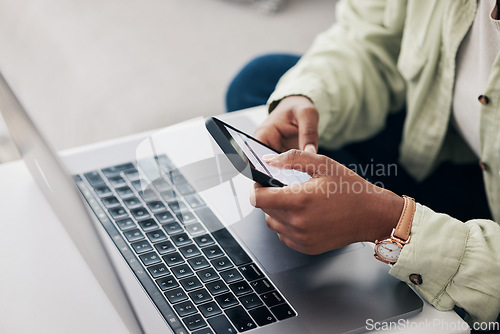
left=374, top=196, right=416, bottom=265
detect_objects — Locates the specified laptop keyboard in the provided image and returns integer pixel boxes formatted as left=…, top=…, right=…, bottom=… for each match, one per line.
left=74, top=155, right=296, bottom=333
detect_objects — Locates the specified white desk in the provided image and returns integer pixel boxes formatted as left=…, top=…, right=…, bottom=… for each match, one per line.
left=0, top=107, right=469, bottom=333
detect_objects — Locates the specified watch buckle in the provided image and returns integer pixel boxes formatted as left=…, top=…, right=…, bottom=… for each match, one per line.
left=390, top=228, right=410, bottom=246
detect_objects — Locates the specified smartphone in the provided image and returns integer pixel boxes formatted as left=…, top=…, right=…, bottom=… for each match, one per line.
left=205, top=117, right=311, bottom=187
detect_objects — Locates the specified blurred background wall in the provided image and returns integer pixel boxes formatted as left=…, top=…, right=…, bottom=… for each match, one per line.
left=0, top=0, right=335, bottom=162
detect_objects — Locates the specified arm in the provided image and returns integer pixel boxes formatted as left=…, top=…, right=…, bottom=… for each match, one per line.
left=252, top=150, right=500, bottom=324
left=391, top=205, right=500, bottom=324
left=268, top=0, right=407, bottom=149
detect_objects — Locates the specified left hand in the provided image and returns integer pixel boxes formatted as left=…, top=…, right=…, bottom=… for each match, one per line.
left=250, top=150, right=404, bottom=255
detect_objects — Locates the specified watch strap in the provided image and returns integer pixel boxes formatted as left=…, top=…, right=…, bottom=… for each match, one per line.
left=392, top=195, right=416, bottom=243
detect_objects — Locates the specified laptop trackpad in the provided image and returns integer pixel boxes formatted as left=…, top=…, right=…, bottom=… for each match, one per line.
left=230, top=209, right=364, bottom=274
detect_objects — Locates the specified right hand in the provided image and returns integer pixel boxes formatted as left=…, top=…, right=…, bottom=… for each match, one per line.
left=254, top=96, right=319, bottom=153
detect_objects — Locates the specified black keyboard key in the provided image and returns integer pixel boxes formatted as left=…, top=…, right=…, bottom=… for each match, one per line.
left=160, top=189, right=178, bottom=201
left=225, top=306, right=257, bottom=332
left=238, top=263, right=263, bottom=282
left=229, top=281, right=252, bottom=296
left=171, top=264, right=194, bottom=279
left=146, top=229, right=168, bottom=243
left=239, top=293, right=263, bottom=310
left=197, top=268, right=219, bottom=283
left=124, top=168, right=140, bottom=181
left=172, top=233, right=191, bottom=247
left=198, top=301, right=222, bottom=318
left=131, top=207, right=151, bottom=220
left=188, top=256, right=210, bottom=270
left=250, top=278, right=274, bottom=294
left=156, top=275, right=179, bottom=291
left=131, top=179, right=146, bottom=191
left=180, top=276, right=203, bottom=291
left=176, top=183, right=195, bottom=196
left=206, top=280, right=229, bottom=296
left=148, top=263, right=170, bottom=278
left=147, top=201, right=166, bottom=213
left=215, top=292, right=238, bottom=309
left=165, top=287, right=189, bottom=304
left=211, top=256, right=233, bottom=271
left=131, top=239, right=153, bottom=254
left=211, top=228, right=252, bottom=266
left=192, top=328, right=214, bottom=334
left=202, top=245, right=224, bottom=259
left=174, top=301, right=197, bottom=317
left=167, top=200, right=186, bottom=214
left=140, top=189, right=159, bottom=202
left=152, top=179, right=172, bottom=192
left=155, top=240, right=175, bottom=254
left=194, top=235, right=215, bottom=247
left=138, top=218, right=158, bottom=231
left=270, top=303, right=296, bottom=320
left=207, top=315, right=236, bottom=334
left=94, top=185, right=112, bottom=197
left=189, top=288, right=212, bottom=305
left=261, top=291, right=284, bottom=307
left=185, top=222, right=206, bottom=236
left=139, top=251, right=161, bottom=266
left=108, top=176, right=127, bottom=188
left=156, top=211, right=176, bottom=224
left=108, top=206, right=128, bottom=219
left=116, top=218, right=135, bottom=231
left=185, top=194, right=205, bottom=209
left=182, top=313, right=206, bottom=331
left=84, top=171, right=106, bottom=187
left=177, top=211, right=197, bottom=224
left=248, top=306, right=276, bottom=326
left=102, top=163, right=135, bottom=177
left=124, top=229, right=144, bottom=242
left=163, top=252, right=185, bottom=266
left=220, top=269, right=243, bottom=284
left=123, top=196, right=141, bottom=208
left=116, top=186, right=134, bottom=198
left=163, top=222, right=184, bottom=235
left=179, top=244, right=201, bottom=258
left=102, top=196, right=120, bottom=208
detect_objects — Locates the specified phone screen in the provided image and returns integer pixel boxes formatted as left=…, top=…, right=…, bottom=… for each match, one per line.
left=225, top=127, right=311, bottom=186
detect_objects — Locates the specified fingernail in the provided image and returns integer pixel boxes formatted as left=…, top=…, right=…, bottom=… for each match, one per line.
left=262, top=154, right=278, bottom=162
left=304, top=144, right=316, bottom=153
left=249, top=187, right=256, bottom=207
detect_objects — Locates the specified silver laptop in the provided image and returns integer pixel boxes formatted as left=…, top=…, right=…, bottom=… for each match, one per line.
left=0, top=70, right=422, bottom=334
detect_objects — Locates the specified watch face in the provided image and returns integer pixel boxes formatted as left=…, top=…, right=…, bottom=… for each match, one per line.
left=376, top=242, right=402, bottom=262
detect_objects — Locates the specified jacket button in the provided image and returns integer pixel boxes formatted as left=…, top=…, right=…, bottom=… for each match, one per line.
left=409, top=274, right=423, bottom=285
left=478, top=95, right=490, bottom=105
left=479, top=161, right=490, bottom=172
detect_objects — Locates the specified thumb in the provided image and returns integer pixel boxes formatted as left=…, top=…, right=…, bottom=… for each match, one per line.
left=261, top=149, right=331, bottom=177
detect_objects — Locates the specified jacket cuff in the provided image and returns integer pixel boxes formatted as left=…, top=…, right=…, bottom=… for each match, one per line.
left=389, top=203, right=469, bottom=311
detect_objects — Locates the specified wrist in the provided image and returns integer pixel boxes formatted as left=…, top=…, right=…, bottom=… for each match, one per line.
left=364, top=190, right=405, bottom=243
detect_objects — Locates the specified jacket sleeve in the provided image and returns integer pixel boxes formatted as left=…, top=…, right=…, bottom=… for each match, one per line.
left=268, top=0, right=407, bottom=149
left=390, top=203, right=500, bottom=323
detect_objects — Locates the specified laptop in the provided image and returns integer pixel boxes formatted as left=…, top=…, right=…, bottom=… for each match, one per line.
left=0, top=70, right=422, bottom=334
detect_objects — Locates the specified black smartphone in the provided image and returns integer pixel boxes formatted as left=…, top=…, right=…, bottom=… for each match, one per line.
left=205, top=117, right=311, bottom=187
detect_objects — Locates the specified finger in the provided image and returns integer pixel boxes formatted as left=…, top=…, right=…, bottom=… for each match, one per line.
left=262, top=149, right=331, bottom=176
left=253, top=125, right=285, bottom=152
left=276, top=233, right=302, bottom=253
left=250, top=182, right=300, bottom=210
left=264, top=214, right=289, bottom=235
left=295, top=107, right=319, bottom=153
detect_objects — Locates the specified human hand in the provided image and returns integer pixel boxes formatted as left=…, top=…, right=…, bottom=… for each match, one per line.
left=254, top=96, right=319, bottom=153
left=250, top=150, right=404, bottom=255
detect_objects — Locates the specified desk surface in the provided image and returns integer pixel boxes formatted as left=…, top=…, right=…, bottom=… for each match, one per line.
left=0, top=107, right=469, bottom=334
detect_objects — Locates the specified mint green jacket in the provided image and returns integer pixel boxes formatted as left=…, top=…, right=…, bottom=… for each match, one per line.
left=268, top=0, right=500, bottom=323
